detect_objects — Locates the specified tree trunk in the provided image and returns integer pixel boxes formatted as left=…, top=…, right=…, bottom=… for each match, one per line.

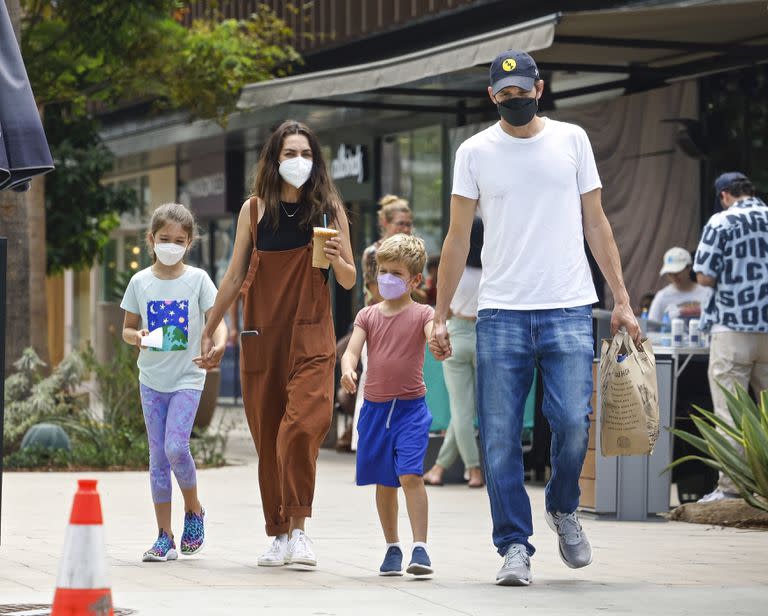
left=27, top=171, right=49, bottom=364
left=2, top=0, right=49, bottom=371
left=0, top=190, right=31, bottom=373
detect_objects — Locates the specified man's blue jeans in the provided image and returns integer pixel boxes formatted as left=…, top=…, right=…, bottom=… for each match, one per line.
left=476, top=306, right=594, bottom=556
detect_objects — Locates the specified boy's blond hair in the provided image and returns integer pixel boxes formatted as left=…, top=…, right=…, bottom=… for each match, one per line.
left=376, top=233, right=427, bottom=276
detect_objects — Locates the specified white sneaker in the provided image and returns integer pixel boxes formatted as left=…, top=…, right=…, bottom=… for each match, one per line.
left=697, top=489, right=739, bottom=504
left=287, top=529, right=317, bottom=566
left=257, top=534, right=289, bottom=567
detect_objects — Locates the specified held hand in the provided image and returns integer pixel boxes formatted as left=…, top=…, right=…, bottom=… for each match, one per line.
left=340, top=370, right=359, bottom=395
left=429, top=320, right=452, bottom=361
left=324, top=236, right=342, bottom=265
left=193, top=332, right=224, bottom=370
left=611, top=301, right=642, bottom=345
left=135, top=329, right=149, bottom=349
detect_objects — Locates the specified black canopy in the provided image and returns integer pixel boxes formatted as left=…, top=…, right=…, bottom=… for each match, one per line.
left=0, top=0, right=53, bottom=192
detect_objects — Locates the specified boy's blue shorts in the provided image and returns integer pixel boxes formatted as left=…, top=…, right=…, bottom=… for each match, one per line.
left=356, top=396, right=432, bottom=487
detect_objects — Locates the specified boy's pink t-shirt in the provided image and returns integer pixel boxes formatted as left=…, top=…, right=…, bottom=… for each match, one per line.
left=354, top=302, right=435, bottom=402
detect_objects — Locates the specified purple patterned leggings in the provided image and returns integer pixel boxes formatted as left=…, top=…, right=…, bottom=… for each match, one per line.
left=140, top=384, right=202, bottom=503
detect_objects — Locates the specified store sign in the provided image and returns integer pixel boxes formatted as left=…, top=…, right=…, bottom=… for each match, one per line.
left=186, top=172, right=226, bottom=201
left=185, top=142, right=227, bottom=216
left=330, top=144, right=367, bottom=183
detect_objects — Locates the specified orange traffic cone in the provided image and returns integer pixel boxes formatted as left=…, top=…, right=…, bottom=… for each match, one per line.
left=51, top=479, right=113, bottom=616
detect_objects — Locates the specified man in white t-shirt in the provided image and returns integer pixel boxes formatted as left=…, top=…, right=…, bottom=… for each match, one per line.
left=647, top=247, right=712, bottom=325
left=429, top=49, right=639, bottom=586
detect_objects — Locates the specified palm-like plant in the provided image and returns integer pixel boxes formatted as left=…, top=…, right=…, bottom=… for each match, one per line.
left=666, top=384, right=768, bottom=513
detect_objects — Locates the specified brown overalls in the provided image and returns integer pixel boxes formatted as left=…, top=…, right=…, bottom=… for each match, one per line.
left=239, top=197, right=336, bottom=536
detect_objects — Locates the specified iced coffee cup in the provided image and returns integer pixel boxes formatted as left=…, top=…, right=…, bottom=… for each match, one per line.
left=312, top=227, right=339, bottom=269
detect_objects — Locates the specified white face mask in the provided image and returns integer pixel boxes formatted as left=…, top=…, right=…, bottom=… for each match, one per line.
left=154, top=242, right=186, bottom=266
left=278, top=157, right=313, bottom=189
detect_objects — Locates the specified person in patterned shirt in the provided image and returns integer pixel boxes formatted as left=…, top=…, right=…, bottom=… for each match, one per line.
left=694, top=172, right=768, bottom=503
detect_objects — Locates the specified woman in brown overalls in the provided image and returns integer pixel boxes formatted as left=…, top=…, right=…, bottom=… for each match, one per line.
left=199, top=121, right=356, bottom=567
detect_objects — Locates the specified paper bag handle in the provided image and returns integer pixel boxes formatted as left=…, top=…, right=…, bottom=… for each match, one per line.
left=620, top=331, right=652, bottom=375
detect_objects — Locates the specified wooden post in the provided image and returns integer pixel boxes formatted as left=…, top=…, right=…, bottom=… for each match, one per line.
left=1, top=237, right=7, bottom=544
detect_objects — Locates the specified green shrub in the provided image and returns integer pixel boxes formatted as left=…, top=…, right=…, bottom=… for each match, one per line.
left=666, top=383, right=768, bottom=513
left=4, top=444, right=73, bottom=469
left=3, top=349, right=86, bottom=454
left=4, top=344, right=230, bottom=470
left=191, top=415, right=234, bottom=468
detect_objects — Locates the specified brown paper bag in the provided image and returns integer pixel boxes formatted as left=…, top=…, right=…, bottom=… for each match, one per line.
left=599, top=332, right=660, bottom=456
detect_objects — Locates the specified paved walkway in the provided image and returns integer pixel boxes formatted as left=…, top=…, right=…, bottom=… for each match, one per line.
left=1, top=411, right=766, bottom=615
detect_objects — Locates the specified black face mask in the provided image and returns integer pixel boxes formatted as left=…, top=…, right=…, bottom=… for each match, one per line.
left=497, top=97, right=538, bottom=126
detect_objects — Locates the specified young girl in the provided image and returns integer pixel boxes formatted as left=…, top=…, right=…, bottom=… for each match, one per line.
left=121, top=203, right=227, bottom=562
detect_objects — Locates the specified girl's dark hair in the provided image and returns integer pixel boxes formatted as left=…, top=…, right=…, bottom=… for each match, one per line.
left=251, top=120, right=342, bottom=230
left=467, top=217, right=484, bottom=268
left=724, top=178, right=755, bottom=198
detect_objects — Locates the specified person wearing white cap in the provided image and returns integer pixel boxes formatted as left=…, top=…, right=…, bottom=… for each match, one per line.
left=647, top=247, right=712, bottom=325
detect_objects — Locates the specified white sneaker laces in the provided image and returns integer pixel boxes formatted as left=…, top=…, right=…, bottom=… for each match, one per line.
left=293, top=532, right=312, bottom=552
left=267, top=537, right=285, bottom=555
left=504, top=544, right=528, bottom=567
left=556, top=513, right=583, bottom=544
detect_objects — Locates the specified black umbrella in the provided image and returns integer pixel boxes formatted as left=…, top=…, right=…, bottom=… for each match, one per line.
left=0, top=0, right=54, bottom=192
left=1, top=0, right=54, bottom=545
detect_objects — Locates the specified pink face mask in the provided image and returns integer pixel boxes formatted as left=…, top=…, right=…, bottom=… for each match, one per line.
left=377, top=273, right=409, bottom=300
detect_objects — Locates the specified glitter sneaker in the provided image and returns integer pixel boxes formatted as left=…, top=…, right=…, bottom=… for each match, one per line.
left=181, top=508, right=205, bottom=555
left=142, top=529, right=178, bottom=562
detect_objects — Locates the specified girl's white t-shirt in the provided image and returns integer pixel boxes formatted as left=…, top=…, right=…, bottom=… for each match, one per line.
left=452, top=119, right=601, bottom=311
left=121, top=266, right=217, bottom=392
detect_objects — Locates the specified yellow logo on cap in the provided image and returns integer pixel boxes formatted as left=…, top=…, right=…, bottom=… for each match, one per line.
left=502, top=58, right=517, bottom=72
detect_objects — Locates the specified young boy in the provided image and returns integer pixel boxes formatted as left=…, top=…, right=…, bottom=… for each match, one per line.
left=341, top=233, right=435, bottom=577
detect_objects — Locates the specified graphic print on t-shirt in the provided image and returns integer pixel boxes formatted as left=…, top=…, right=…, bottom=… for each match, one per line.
left=695, top=197, right=768, bottom=332
left=147, top=299, right=189, bottom=351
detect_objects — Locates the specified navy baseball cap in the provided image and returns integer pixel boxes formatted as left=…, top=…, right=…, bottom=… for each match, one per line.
left=714, top=171, right=748, bottom=196
left=490, top=50, right=540, bottom=94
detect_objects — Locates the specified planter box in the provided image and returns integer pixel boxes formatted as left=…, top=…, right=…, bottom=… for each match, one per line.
left=195, top=368, right=221, bottom=431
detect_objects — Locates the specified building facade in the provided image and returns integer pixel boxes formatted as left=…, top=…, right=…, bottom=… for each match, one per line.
left=47, top=1, right=768, bottom=376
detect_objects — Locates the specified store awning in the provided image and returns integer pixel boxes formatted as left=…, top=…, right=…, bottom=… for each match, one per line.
left=238, top=14, right=558, bottom=109
left=238, top=0, right=768, bottom=111
left=537, top=0, right=768, bottom=101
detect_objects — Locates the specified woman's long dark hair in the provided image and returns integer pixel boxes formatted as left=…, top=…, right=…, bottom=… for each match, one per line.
left=251, top=120, right=342, bottom=230
left=467, top=216, right=484, bottom=268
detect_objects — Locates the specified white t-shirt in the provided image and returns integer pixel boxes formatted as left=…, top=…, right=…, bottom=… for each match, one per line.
left=647, top=283, right=712, bottom=323
left=121, top=266, right=218, bottom=393
left=452, top=119, right=601, bottom=311
left=450, top=266, right=481, bottom=318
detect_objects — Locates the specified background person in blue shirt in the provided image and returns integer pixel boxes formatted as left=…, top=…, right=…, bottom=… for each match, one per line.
left=694, top=172, right=768, bottom=503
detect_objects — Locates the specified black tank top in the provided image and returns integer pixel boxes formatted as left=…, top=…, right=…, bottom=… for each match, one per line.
left=256, top=201, right=313, bottom=251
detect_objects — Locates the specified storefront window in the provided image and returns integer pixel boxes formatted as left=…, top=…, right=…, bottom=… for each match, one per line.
left=701, top=65, right=768, bottom=213
left=187, top=217, right=237, bottom=285
left=101, top=174, right=151, bottom=301
left=381, top=125, right=443, bottom=258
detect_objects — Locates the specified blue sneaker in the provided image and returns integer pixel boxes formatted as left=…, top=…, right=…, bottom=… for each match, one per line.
left=379, top=546, right=403, bottom=576
left=142, top=530, right=178, bottom=562
left=406, top=546, right=433, bottom=576
left=181, top=507, right=205, bottom=555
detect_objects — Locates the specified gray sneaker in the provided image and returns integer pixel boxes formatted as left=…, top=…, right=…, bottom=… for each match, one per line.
left=545, top=511, right=592, bottom=569
left=496, top=543, right=532, bottom=586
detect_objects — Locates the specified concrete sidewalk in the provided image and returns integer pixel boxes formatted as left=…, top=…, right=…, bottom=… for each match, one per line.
left=1, top=416, right=766, bottom=615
